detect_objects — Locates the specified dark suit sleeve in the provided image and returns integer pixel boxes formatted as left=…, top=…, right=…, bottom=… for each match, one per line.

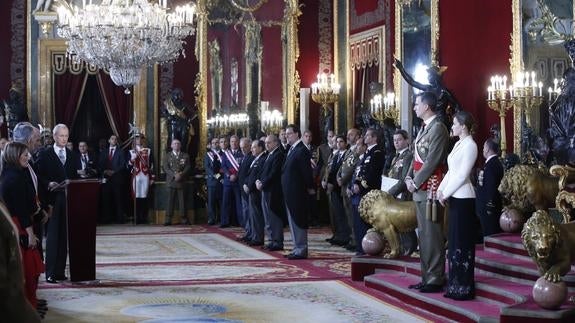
left=364, top=149, right=384, bottom=193
left=482, top=161, right=503, bottom=205
left=36, top=150, right=55, bottom=206
left=298, top=146, right=314, bottom=190
left=1, top=174, right=33, bottom=229
left=259, top=152, right=284, bottom=189
left=388, top=151, right=413, bottom=197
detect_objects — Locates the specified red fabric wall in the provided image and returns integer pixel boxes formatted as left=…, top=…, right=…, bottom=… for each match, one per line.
left=0, top=2, right=12, bottom=97
left=261, top=27, right=282, bottom=109
left=297, top=0, right=320, bottom=138
left=172, top=34, right=198, bottom=110
left=355, top=0, right=379, bottom=16
left=439, top=0, right=513, bottom=152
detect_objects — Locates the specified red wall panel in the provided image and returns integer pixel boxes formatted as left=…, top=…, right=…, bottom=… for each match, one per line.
left=439, top=0, right=512, bottom=152
left=0, top=2, right=12, bottom=97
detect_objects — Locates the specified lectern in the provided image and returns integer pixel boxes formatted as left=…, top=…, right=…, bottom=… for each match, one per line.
left=66, top=179, right=101, bottom=282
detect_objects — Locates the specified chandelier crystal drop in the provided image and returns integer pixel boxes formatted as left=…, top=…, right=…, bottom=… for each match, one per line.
left=56, top=0, right=196, bottom=94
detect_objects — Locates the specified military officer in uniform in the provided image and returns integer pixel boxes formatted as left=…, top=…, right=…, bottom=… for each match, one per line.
left=351, top=128, right=384, bottom=255
left=405, top=91, right=449, bottom=293
left=387, top=129, right=417, bottom=255
left=163, top=139, right=191, bottom=225
left=337, top=128, right=361, bottom=251
left=204, top=138, right=222, bottom=225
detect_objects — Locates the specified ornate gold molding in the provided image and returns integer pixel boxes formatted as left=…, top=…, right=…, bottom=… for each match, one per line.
left=283, top=0, right=301, bottom=124
left=510, top=0, right=523, bottom=155
left=195, top=0, right=208, bottom=170
left=431, top=0, right=439, bottom=66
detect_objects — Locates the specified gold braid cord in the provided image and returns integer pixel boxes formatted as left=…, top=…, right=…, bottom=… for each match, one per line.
left=228, top=0, right=268, bottom=12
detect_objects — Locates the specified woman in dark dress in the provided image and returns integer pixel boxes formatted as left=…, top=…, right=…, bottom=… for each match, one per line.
left=0, top=142, right=44, bottom=309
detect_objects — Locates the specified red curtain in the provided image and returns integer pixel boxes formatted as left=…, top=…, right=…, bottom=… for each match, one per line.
left=54, top=72, right=88, bottom=126
left=96, top=72, right=132, bottom=142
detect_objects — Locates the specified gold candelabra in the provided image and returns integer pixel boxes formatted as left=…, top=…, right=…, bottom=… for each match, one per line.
left=261, top=109, right=284, bottom=134
left=207, top=112, right=249, bottom=137
left=487, top=71, right=543, bottom=157
left=370, top=92, right=399, bottom=124
left=311, top=72, right=340, bottom=116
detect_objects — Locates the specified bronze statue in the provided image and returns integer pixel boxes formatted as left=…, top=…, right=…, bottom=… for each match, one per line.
left=393, top=58, right=461, bottom=123
left=498, top=165, right=558, bottom=214
left=358, top=190, right=418, bottom=258
left=522, top=210, right=575, bottom=282
left=162, top=88, right=197, bottom=154
left=549, top=67, right=575, bottom=165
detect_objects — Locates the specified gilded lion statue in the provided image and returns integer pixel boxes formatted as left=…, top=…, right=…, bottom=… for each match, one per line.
left=499, top=165, right=558, bottom=214
left=359, top=190, right=418, bottom=258
left=521, top=210, right=575, bottom=282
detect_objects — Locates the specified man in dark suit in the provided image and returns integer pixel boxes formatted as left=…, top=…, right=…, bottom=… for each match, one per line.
left=36, top=124, right=80, bottom=284
left=237, top=138, right=254, bottom=240
left=405, top=91, right=449, bottom=293
left=387, top=129, right=417, bottom=256
left=220, top=135, right=244, bottom=228
left=278, top=128, right=290, bottom=153
left=256, top=134, right=286, bottom=251
left=476, top=138, right=504, bottom=237
left=352, top=128, right=385, bottom=255
left=77, top=141, right=98, bottom=178
left=98, top=134, right=127, bottom=223
left=204, top=137, right=222, bottom=225
left=243, top=140, right=267, bottom=246
left=281, top=124, right=315, bottom=259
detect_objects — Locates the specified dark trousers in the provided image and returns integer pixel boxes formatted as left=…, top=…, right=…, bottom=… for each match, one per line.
left=135, top=198, right=149, bottom=224
left=167, top=187, right=186, bottom=223
left=352, top=194, right=370, bottom=254
left=446, top=197, right=476, bottom=298
left=262, top=191, right=284, bottom=247
left=45, top=192, right=68, bottom=278
left=221, top=185, right=242, bottom=226
left=100, top=174, right=126, bottom=223
left=248, top=191, right=264, bottom=243
left=207, top=184, right=222, bottom=223
left=330, top=190, right=351, bottom=242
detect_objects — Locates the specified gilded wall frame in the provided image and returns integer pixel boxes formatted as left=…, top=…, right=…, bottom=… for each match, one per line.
left=393, top=0, right=439, bottom=130
left=37, top=39, right=151, bottom=141
left=510, top=0, right=575, bottom=155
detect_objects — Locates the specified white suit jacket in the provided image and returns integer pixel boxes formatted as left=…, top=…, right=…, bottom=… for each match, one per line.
left=437, top=135, right=477, bottom=199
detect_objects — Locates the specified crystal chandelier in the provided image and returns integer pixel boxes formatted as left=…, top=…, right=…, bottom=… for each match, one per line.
left=56, top=0, right=196, bottom=94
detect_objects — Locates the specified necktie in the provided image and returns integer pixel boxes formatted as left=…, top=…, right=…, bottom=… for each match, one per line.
left=82, top=154, right=88, bottom=169
left=109, top=148, right=114, bottom=161
left=58, top=148, right=66, bottom=165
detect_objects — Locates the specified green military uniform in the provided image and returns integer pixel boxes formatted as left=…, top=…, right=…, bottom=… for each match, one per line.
left=388, top=148, right=414, bottom=200
left=163, top=151, right=192, bottom=224
left=336, top=145, right=360, bottom=247
left=409, top=116, right=449, bottom=287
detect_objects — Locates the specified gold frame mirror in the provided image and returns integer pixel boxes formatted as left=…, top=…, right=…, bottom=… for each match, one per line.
left=194, top=0, right=300, bottom=166
left=394, top=0, right=439, bottom=133
left=511, top=0, right=574, bottom=155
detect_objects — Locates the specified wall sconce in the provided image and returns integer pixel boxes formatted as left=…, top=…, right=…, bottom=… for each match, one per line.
left=370, top=92, right=399, bottom=124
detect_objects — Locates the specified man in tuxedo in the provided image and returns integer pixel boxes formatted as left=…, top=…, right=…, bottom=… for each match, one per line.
left=476, top=138, right=504, bottom=237
left=204, top=137, right=222, bottom=225
left=77, top=141, right=98, bottom=178
left=98, top=134, right=127, bottom=223
left=387, top=129, right=417, bottom=255
left=352, top=128, right=384, bottom=255
left=237, top=138, right=254, bottom=240
left=220, top=135, right=244, bottom=228
left=337, top=128, right=361, bottom=252
left=281, top=124, right=315, bottom=259
left=36, top=124, right=80, bottom=283
left=163, top=139, right=191, bottom=225
left=243, top=140, right=267, bottom=246
left=405, top=91, right=449, bottom=293
left=256, top=134, right=285, bottom=251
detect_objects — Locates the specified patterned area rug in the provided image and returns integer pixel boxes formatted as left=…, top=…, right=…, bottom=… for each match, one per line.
left=95, top=233, right=274, bottom=264
left=39, top=281, right=425, bottom=322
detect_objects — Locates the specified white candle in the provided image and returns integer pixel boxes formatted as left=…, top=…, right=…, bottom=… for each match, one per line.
left=503, top=75, right=507, bottom=90
left=538, top=82, right=542, bottom=97
left=548, top=87, right=553, bottom=101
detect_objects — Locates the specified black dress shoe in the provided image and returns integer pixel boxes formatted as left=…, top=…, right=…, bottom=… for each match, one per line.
left=344, top=244, right=357, bottom=252
left=330, top=239, right=349, bottom=247
left=267, top=245, right=284, bottom=251
left=286, top=254, right=307, bottom=260
left=325, top=237, right=335, bottom=242
left=46, top=276, right=58, bottom=284
left=163, top=222, right=171, bottom=226
left=219, top=224, right=230, bottom=228
left=283, top=253, right=294, bottom=258
left=207, top=220, right=215, bottom=225
left=37, top=299, right=47, bottom=306
left=247, top=240, right=264, bottom=246
left=408, top=282, right=425, bottom=289
left=419, top=284, right=443, bottom=293
left=54, top=275, right=68, bottom=281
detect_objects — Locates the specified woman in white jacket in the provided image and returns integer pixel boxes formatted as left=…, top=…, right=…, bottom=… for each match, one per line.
left=437, top=110, right=478, bottom=301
